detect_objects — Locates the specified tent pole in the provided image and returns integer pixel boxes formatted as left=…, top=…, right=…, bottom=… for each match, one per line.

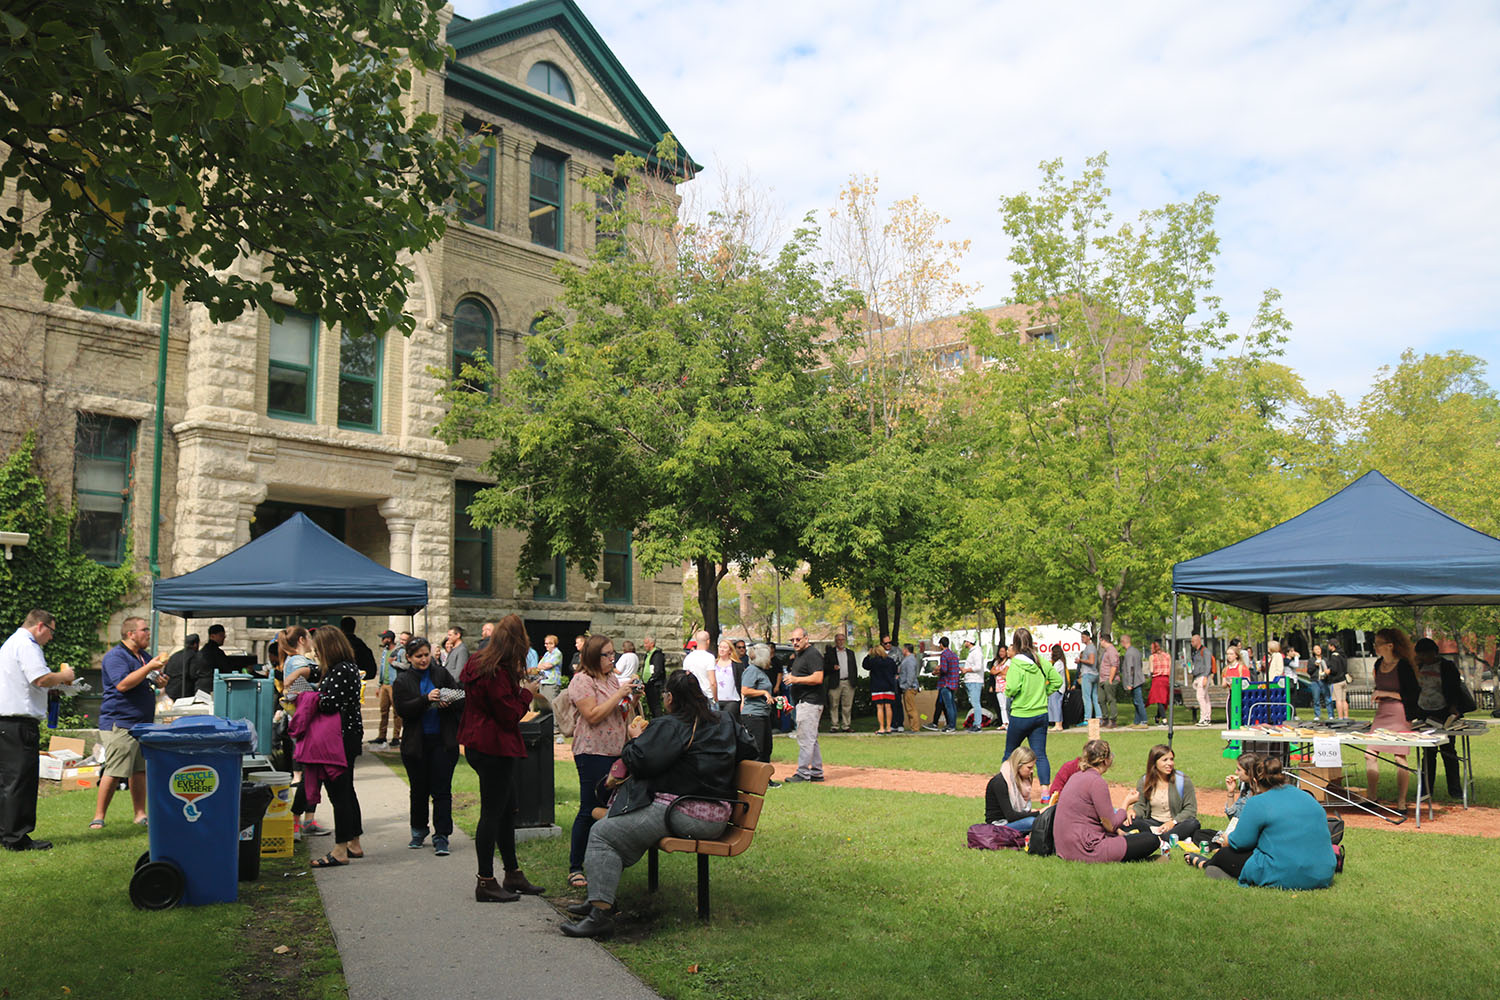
left=1168, top=593, right=1178, bottom=747
left=1261, top=612, right=1269, bottom=682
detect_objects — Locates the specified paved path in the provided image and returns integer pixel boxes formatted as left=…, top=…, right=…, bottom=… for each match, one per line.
left=312, top=751, right=662, bottom=1000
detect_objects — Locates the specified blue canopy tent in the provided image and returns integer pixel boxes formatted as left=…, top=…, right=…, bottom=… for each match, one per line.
left=153, top=513, right=428, bottom=618
left=1166, top=471, right=1500, bottom=741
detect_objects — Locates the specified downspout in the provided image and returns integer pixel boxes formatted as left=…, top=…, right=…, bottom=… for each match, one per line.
left=149, top=282, right=170, bottom=577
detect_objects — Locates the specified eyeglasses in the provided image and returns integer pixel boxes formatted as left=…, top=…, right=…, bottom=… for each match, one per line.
left=601, top=650, right=616, bottom=658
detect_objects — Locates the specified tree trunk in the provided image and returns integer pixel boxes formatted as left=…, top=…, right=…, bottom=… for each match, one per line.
left=891, top=587, right=903, bottom=646
left=1190, top=597, right=1203, bottom=637
left=1099, top=597, right=1114, bottom=641
left=694, top=555, right=724, bottom=640
left=872, top=585, right=890, bottom=641
left=991, top=599, right=1007, bottom=645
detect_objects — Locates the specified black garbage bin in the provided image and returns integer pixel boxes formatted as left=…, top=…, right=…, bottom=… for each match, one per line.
left=238, top=781, right=275, bottom=881
left=515, top=714, right=555, bottom=828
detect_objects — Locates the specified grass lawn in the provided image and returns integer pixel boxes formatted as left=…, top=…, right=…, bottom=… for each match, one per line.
left=0, top=783, right=346, bottom=1000
left=423, top=733, right=1500, bottom=1000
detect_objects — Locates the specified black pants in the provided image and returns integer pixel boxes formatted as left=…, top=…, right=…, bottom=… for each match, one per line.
left=1121, top=816, right=1202, bottom=843
left=743, top=712, right=774, bottom=763
left=717, top=700, right=741, bottom=722
left=570, top=752, right=616, bottom=873
left=1206, top=845, right=1254, bottom=878
left=322, top=733, right=363, bottom=843
left=467, top=749, right=519, bottom=878
left=1415, top=715, right=1463, bottom=796
left=644, top=681, right=663, bottom=719
left=1120, top=831, right=1162, bottom=861
left=403, top=734, right=458, bottom=838
left=0, top=717, right=40, bottom=848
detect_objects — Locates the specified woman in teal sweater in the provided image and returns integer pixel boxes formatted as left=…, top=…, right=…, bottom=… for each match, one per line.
left=1001, top=627, right=1063, bottom=785
left=1186, top=752, right=1334, bottom=889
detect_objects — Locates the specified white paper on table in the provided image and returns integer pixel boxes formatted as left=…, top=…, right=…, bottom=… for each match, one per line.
left=1312, top=737, right=1342, bottom=767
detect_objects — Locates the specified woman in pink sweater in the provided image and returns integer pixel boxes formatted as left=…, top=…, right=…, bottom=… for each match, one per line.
left=1053, top=739, right=1160, bottom=863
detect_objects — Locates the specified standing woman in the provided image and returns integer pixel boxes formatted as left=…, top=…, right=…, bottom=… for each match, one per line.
left=740, top=644, right=778, bottom=775
left=309, top=627, right=366, bottom=868
left=536, top=634, right=564, bottom=707
left=392, top=636, right=463, bottom=856
left=991, top=646, right=1011, bottom=732
left=1147, top=641, right=1171, bottom=725
left=865, top=642, right=898, bottom=734
left=460, top=614, right=546, bottom=901
left=1000, top=628, right=1062, bottom=788
left=1366, top=627, right=1419, bottom=811
left=713, top=639, right=741, bottom=721
left=566, top=634, right=636, bottom=891
left=1047, top=645, right=1068, bottom=732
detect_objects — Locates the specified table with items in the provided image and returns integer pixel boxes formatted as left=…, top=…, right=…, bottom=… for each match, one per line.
left=1219, top=718, right=1484, bottom=828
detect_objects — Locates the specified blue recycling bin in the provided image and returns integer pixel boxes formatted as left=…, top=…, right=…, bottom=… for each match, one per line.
left=213, top=673, right=274, bottom=755
left=133, top=717, right=254, bottom=906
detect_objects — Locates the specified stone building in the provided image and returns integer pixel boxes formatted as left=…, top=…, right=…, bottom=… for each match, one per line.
left=0, top=0, right=694, bottom=658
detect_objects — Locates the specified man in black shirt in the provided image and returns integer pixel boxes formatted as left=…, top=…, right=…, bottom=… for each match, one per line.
left=341, top=617, right=378, bottom=681
left=192, top=625, right=230, bottom=695
left=783, top=627, right=825, bottom=783
left=163, top=633, right=199, bottom=700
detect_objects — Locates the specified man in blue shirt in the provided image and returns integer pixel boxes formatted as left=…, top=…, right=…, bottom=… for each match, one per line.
left=91, top=616, right=166, bottom=828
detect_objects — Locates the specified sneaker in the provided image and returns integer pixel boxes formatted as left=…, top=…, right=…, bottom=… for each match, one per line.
left=767, top=780, right=783, bottom=789
left=433, top=837, right=450, bottom=856
left=810, top=775, right=825, bottom=782
left=943, top=727, right=957, bottom=733
left=784, top=774, right=814, bottom=783
left=408, top=832, right=426, bottom=849
left=921, top=724, right=939, bottom=732
left=293, top=825, right=304, bottom=842
left=368, top=737, right=387, bottom=746
left=302, top=820, right=332, bottom=837
left=892, top=726, right=904, bottom=733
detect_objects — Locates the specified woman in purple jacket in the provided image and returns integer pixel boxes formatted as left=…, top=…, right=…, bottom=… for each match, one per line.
left=1053, top=739, right=1160, bottom=863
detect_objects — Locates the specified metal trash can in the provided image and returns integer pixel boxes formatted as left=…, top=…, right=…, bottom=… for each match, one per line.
left=515, top=714, right=555, bottom=828
left=132, top=717, right=254, bottom=907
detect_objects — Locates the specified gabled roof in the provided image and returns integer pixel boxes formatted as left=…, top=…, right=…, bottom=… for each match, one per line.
left=153, top=514, right=428, bottom=617
left=447, top=0, right=700, bottom=176
left=1172, top=471, right=1500, bottom=613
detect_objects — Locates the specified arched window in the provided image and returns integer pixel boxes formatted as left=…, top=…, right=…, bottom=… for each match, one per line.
left=526, top=61, right=574, bottom=103
left=452, top=298, right=493, bottom=394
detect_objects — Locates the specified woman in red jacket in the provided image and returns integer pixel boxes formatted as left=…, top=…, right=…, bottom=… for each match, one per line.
left=460, top=614, right=546, bottom=902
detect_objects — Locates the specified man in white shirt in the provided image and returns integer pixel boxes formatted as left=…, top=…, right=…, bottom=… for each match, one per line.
left=822, top=632, right=857, bottom=732
left=682, top=630, right=716, bottom=700
left=962, top=638, right=987, bottom=732
left=1, top=609, right=75, bottom=851
left=614, top=639, right=640, bottom=683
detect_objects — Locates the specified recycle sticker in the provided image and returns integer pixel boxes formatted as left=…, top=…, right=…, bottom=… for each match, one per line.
left=169, top=764, right=219, bottom=822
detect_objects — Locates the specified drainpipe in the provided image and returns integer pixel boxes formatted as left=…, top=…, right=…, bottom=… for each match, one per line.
left=149, top=282, right=169, bottom=578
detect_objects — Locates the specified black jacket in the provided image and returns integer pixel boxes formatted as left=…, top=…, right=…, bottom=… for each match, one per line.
left=642, top=649, right=667, bottom=688
left=615, top=711, right=757, bottom=816
left=163, top=647, right=196, bottom=700
left=985, top=770, right=1038, bottom=824
left=1412, top=656, right=1475, bottom=719
left=191, top=640, right=229, bottom=694
left=392, top=663, right=462, bottom=757
left=823, top=645, right=859, bottom=688
left=346, top=630, right=378, bottom=680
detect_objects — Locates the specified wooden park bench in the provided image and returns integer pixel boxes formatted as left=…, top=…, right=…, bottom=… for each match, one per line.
left=1190, top=685, right=1232, bottom=724
left=647, top=759, right=774, bottom=922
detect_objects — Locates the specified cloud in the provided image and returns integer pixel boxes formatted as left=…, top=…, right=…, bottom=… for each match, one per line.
left=452, top=0, right=1500, bottom=400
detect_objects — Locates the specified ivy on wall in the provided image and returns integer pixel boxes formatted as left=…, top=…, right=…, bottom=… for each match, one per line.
left=0, top=433, right=136, bottom=671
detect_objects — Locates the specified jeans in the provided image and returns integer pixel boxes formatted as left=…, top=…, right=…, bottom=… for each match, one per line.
left=935, top=687, right=958, bottom=729
left=1002, top=712, right=1052, bottom=785
left=402, top=734, right=458, bottom=838
left=1310, top=681, right=1331, bottom=720
left=1047, top=691, right=1062, bottom=724
left=1003, top=815, right=1036, bottom=833
left=965, top=681, right=984, bottom=730
left=1080, top=676, right=1101, bottom=720
left=467, top=749, right=519, bottom=878
left=795, top=702, right=824, bottom=778
left=584, top=800, right=727, bottom=906
left=571, top=753, right=617, bottom=873
left=1130, top=685, right=1147, bottom=724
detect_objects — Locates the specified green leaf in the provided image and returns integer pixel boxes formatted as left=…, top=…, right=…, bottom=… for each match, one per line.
left=242, top=77, right=285, bottom=128
left=89, top=34, right=114, bottom=72
left=0, top=11, right=25, bottom=39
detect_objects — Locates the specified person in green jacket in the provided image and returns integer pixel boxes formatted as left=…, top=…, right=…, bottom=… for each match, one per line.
left=1001, top=627, right=1064, bottom=785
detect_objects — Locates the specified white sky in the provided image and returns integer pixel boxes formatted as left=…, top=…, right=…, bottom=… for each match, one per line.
left=452, top=0, right=1500, bottom=402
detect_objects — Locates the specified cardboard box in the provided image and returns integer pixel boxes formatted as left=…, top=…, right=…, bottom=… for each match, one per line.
left=1301, top=765, right=1344, bottom=803
left=39, top=737, right=87, bottom=780
left=62, top=765, right=99, bottom=789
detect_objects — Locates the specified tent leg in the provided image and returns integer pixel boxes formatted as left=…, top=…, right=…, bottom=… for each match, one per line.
left=1262, top=614, right=1269, bottom=683
left=1168, top=593, right=1178, bottom=747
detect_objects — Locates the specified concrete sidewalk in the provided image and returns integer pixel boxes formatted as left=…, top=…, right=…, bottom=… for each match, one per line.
left=311, top=752, right=662, bottom=1000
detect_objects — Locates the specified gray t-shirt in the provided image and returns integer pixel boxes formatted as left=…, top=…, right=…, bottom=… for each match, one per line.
left=1121, top=646, right=1145, bottom=688
left=740, top=664, right=774, bottom=717
left=1078, top=643, right=1099, bottom=678
left=1190, top=646, right=1210, bottom=678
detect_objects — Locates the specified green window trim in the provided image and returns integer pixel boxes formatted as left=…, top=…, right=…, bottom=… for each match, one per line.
left=74, top=412, right=136, bottom=567
left=80, top=290, right=143, bottom=320
left=268, top=309, right=319, bottom=422
left=603, top=529, right=632, bottom=605
left=452, top=298, right=494, bottom=397
left=453, top=481, right=493, bottom=597
left=460, top=124, right=496, bottom=230
left=338, top=329, right=383, bottom=432
left=529, top=149, right=565, bottom=251
left=533, top=553, right=566, bottom=601
left=526, top=61, right=575, bottom=104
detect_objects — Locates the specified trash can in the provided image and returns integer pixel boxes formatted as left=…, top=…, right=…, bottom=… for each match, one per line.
left=133, top=716, right=254, bottom=906
left=214, top=673, right=275, bottom=755
left=238, top=781, right=274, bottom=881
left=515, top=713, right=555, bottom=828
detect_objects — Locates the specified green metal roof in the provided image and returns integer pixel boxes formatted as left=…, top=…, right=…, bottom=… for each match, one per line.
left=446, top=0, right=701, bottom=176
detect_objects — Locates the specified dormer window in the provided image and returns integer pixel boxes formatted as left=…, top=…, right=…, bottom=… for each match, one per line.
left=527, top=61, right=575, bottom=104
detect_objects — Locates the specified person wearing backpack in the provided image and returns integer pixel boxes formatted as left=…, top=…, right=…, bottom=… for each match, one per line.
left=1122, top=744, right=1203, bottom=843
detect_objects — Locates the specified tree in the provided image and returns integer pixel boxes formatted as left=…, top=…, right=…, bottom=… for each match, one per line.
left=0, top=434, right=135, bottom=670
left=0, top=1, right=471, bottom=336
left=438, top=145, right=860, bottom=639
left=964, top=154, right=1292, bottom=637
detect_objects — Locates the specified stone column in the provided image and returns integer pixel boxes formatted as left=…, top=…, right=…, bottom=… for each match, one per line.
left=379, top=499, right=417, bottom=636
left=499, top=133, right=537, bottom=242
left=566, top=158, right=589, bottom=253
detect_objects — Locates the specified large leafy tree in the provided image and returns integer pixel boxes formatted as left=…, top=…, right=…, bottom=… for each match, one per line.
left=0, top=0, right=470, bottom=336
left=964, top=155, right=1292, bottom=637
left=438, top=148, right=860, bottom=638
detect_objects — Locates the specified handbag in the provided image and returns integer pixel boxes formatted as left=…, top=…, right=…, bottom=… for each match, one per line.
left=1027, top=804, right=1058, bottom=856
left=968, top=823, right=1027, bottom=850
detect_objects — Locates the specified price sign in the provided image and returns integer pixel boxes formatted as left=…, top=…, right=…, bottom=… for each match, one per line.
left=1312, top=737, right=1342, bottom=767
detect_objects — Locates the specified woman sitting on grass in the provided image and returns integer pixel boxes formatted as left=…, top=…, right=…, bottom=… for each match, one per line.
left=1185, top=752, right=1335, bottom=889
left=985, top=746, right=1040, bottom=832
left=1122, top=744, right=1202, bottom=843
left=1053, top=739, right=1160, bottom=863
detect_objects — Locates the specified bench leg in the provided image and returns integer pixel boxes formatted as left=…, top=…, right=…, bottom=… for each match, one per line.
left=696, top=854, right=709, bottom=922
left=648, top=846, right=659, bottom=893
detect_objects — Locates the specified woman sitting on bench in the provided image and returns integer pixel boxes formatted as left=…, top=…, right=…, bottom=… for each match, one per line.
left=1122, top=744, right=1203, bottom=843
left=561, top=669, right=758, bottom=939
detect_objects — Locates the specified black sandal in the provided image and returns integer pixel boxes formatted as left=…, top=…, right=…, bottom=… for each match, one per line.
left=311, top=853, right=348, bottom=868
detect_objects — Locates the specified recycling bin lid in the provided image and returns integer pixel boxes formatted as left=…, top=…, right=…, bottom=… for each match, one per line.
left=132, top=715, right=255, bottom=752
